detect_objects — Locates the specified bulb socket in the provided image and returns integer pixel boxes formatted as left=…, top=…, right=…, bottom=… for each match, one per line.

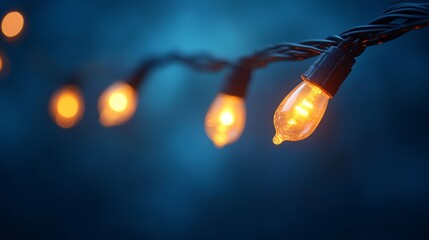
left=302, top=46, right=356, bottom=98
left=221, top=66, right=252, bottom=98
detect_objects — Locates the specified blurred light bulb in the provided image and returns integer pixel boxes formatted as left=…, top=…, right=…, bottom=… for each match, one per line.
left=50, top=85, right=84, bottom=128
left=1, top=11, right=24, bottom=38
left=205, top=93, right=246, bottom=148
left=272, top=80, right=330, bottom=144
left=98, top=81, right=137, bottom=127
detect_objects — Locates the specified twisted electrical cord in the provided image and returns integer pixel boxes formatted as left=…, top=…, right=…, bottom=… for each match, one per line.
left=127, top=3, right=429, bottom=87
left=245, top=3, right=429, bottom=67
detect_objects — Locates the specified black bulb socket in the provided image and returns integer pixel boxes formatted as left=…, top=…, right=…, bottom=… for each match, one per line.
left=302, top=46, right=356, bottom=98
left=221, top=66, right=252, bottom=98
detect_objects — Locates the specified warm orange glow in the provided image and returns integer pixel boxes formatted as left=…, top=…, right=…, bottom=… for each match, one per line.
left=57, top=95, right=78, bottom=118
left=98, top=81, right=137, bottom=127
left=205, top=93, right=246, bottom=148
left=0, top=54, right=3, bottom=72
left=50, top=85, right=84, bottom=128
left=108, top=92, right=128, bottom=112
left=1, top=11, right=24, bottom=38
left=273, top=80, right=330, bottom=144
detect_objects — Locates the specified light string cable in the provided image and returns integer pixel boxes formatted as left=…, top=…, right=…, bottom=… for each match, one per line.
left=52, top=3, right=429, bottom=146
left=127, top=3, right=429, bottom=77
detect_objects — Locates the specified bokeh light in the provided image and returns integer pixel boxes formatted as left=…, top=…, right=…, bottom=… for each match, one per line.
left=49, top=85, right=84, bottom=128
left=1, top=11, right=24, bottom=38
left=109, top=92, right=128, bottom=112
left=205, top=93, right=246, bottom=148
left=98, top=81, right=137, bottom=127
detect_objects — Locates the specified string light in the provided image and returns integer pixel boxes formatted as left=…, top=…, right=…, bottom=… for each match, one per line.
left=0, top=10, right=25, bottom=77
left=205, top=66, right=251, bottom=147
left=1, top=11, right=24, bottom=38
left=273, top=81, right=330, bottom=144
left=98, top=81, right=137, bottom=127
left=49, top=3, right=429, bottom=147
left=205, top=93, right=246, bottom=148
left=49, top=85, right=84, bottom=128
left=273, top=46, right=356, bottom=144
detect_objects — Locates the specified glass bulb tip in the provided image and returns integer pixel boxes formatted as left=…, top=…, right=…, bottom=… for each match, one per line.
left=272, top=134, right=283, bottom=145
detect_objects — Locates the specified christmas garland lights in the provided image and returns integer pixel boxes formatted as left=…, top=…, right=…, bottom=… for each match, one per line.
left=49, top=3, right=429, bottom=147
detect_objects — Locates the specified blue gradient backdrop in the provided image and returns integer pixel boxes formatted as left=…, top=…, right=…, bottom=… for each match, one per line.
left=1, top=0, right=429, bottom=239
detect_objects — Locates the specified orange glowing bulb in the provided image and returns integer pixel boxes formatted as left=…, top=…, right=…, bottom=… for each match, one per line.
left=205, top=93, right=246, bottom=148
left=98, top=81, right=137, bottom=127
left=1, top=11, right=24, bottom=38
left=272, top=80, right=330, bottom=144
left=50, top=85, right=84, bottom=128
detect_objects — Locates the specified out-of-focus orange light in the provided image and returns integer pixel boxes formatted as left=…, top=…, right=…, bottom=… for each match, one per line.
left=109, top=92, right=128, bottom=112
left=1, top=11, right=24, bottom=38
left=50, top=85, right=84, bottom=128
left=98, top=81, right=137, bottom=127
left=0, top=54, right=3, bottom=72
left=205, top=93, right=246, bottom=148
left=272, top=80, right=330, bottom=144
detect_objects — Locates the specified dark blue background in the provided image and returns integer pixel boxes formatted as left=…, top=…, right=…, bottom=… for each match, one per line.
left=1, top=0, right=429, bottom=239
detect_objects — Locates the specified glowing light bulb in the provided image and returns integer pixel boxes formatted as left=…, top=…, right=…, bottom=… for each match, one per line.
left=1, top=11, right=24, bottom=38
left=205, top=93, right=246, bottom=148
left=50, top=85, right=84, bottom=128
left=272, top=80, right=330, bottom=144
left=98, top=81, right=137, bottom=127
left=271, top=46, right=356, bottom=144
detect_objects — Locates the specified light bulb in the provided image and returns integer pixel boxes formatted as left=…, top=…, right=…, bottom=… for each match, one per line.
left=1, top=11, right=24, bottom=38
left=205, top=93, right=246, bottom=148
left=98, top=81, right=137, bottom=127
left=50, top=85, right=84, bottom=128
left=272, top=46, right=357, bottom=145
left=272, top=80, right=330, bottom=144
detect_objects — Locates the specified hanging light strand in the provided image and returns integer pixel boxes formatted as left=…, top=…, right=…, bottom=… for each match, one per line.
left=118, top=3, right=429, bottom=77
left=51, top=3, right=429, bottom=146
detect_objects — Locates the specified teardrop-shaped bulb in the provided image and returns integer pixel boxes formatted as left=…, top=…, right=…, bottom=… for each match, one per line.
left=205, top=93, right=246, bottom=148
left=273, top=80, right=330, bottom=144
left=98, top=81, right=137, bottom=127
left=49, top=85, right=84, bottom=128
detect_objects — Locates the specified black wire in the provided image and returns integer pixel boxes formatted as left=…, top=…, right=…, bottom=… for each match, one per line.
left=128, top=2, right=429, bottom=86
left=246, top=2, right=429, bottom=65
